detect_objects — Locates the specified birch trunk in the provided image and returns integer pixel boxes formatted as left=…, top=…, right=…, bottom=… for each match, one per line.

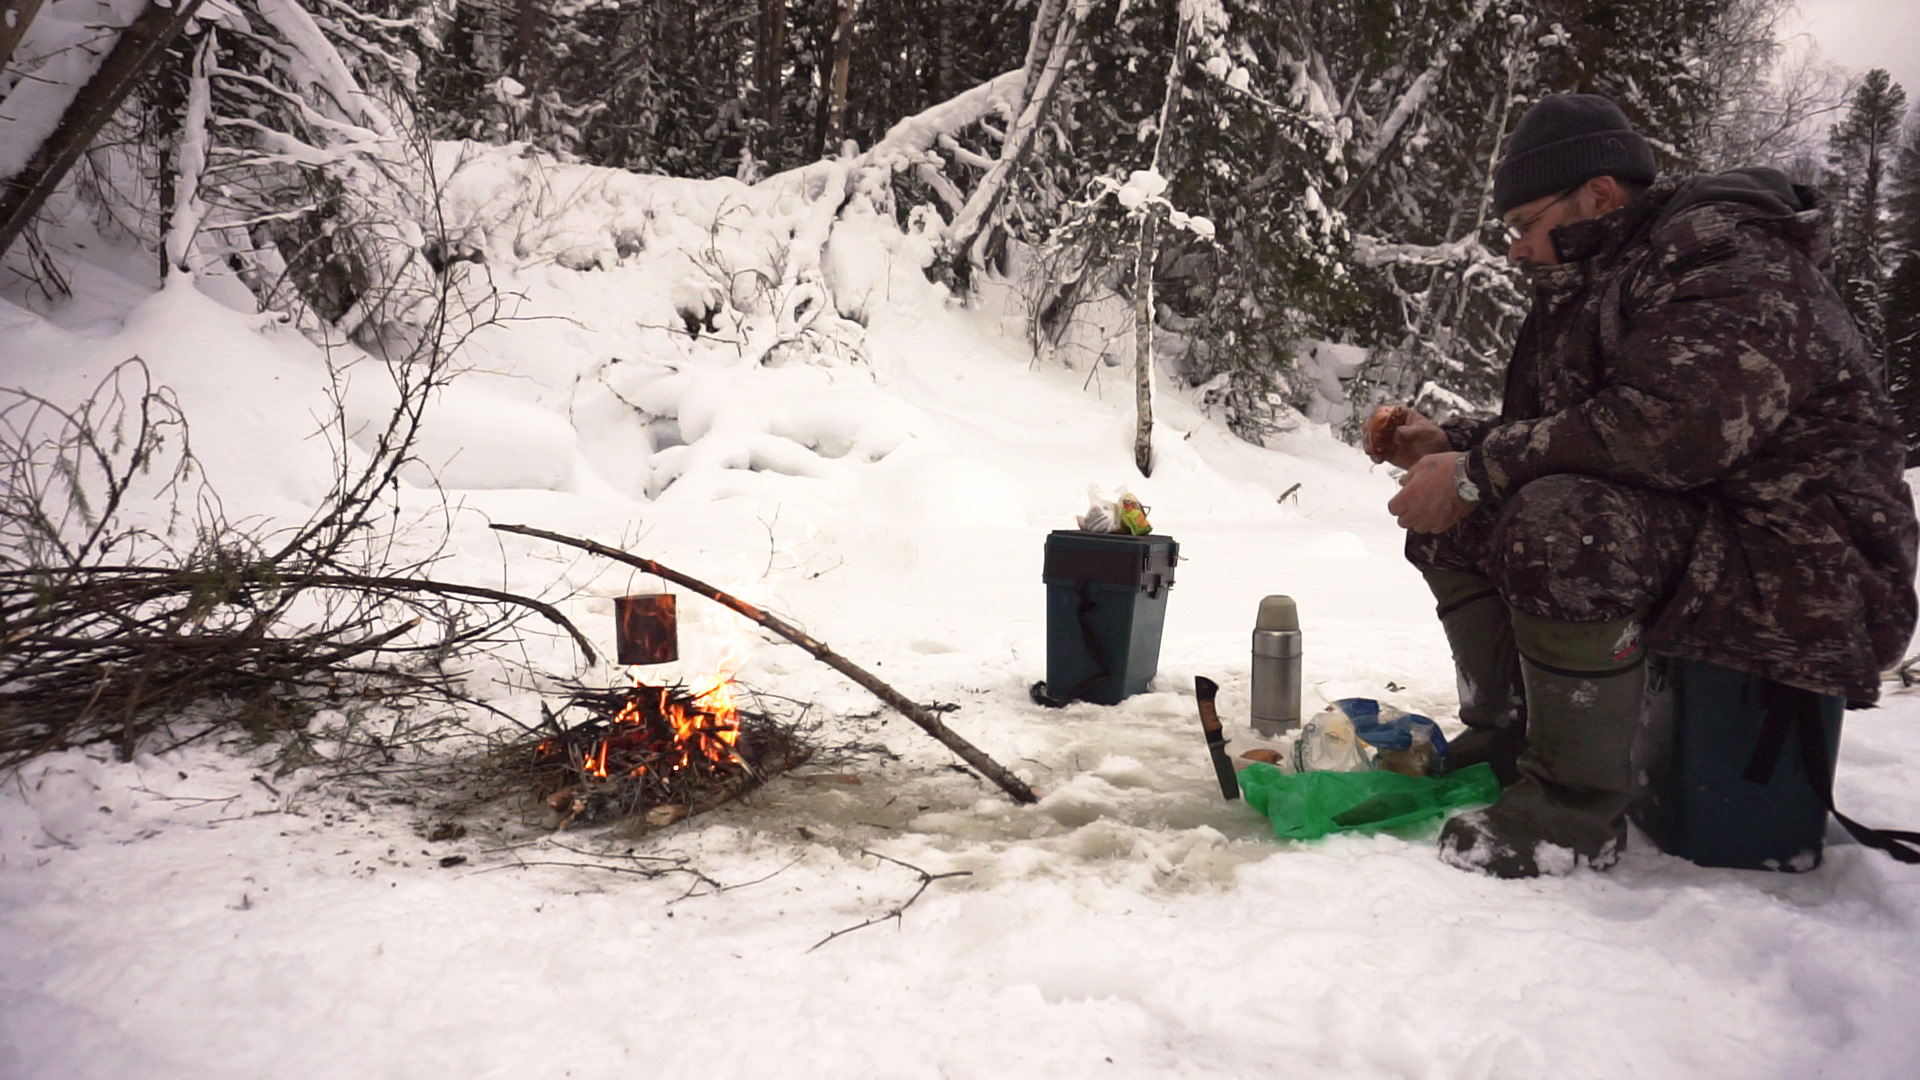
left=1015, top=0, right=1068, bottom=111
left=818, top=0, right=858, bottom=157
left=1132, top=211, right=1158, bottom=475
left=1132, top=15, right=1193, bottom=477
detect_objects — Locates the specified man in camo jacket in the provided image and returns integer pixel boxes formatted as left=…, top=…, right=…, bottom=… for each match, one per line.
left=1366, top=93, right=1919, bottom=878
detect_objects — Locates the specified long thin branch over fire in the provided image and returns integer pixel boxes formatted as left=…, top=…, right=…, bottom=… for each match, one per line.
left=491, top=523, right=1039, bottom=805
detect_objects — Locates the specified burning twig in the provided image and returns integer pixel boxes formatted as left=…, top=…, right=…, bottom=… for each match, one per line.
left=808, top=850, right=973, bottom=953
left=492, top=523, right=1039, bottom=805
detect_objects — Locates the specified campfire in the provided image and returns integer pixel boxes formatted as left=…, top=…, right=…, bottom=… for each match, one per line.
left=534, top=668, right=811, bottom=828
left=488, top=525, right=1040, bottom=813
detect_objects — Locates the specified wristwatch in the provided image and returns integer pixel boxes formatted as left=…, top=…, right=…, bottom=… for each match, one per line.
left=1453, top=453, right=1481, bottom=503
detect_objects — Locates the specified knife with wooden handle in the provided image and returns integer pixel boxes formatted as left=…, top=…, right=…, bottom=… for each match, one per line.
left=1194, top=676, right=1240, bottom=801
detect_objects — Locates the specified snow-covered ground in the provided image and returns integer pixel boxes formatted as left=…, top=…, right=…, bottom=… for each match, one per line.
left=4, top=151, right=1920, bottom=1080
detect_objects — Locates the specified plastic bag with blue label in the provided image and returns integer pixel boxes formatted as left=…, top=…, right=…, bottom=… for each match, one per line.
left=1341, top=697, right=1448, bottom=777
left=1291, top=698, right=1449, bottom=776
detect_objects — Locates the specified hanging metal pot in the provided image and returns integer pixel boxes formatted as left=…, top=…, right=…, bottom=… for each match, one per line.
left=614, top=593, right=678, bottom=665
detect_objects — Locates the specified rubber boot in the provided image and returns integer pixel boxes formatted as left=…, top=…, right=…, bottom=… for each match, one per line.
left=1423, top=570, right=1526, bottom=786
left=1438, top=610, right=1646, bottom=878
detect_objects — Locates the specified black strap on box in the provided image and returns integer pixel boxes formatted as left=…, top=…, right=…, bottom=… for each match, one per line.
left=1030, top=582, right=1110, bottom=709
left=1743, top=681, right=1920, bottom=864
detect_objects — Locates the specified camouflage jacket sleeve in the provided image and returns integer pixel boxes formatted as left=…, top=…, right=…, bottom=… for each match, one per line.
left=1470, top=209, right=1815, bottom=501
left=1441, top=414, right=1498, bottom=451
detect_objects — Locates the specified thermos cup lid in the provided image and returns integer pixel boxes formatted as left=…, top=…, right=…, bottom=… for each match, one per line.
left=1256, top=595, right=1299, bottom=632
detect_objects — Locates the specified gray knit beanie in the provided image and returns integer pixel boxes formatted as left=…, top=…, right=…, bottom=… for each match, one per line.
left=1492, top=94, right=1657, bottom=216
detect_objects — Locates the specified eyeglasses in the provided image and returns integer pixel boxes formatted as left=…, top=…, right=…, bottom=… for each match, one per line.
left=1502, top=186, right=1581, bottom=243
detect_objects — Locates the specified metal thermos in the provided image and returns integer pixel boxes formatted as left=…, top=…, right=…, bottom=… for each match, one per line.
left=1251, top=595, right=1302, bottom=736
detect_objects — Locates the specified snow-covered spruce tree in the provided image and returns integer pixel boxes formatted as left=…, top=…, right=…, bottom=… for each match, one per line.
left=1528, top=0, right=1724, bottom=163
left=974, top=0, right=1364, bottom=442
left=395, top=0, right=1024, bottom=181
left=1322, top=0, right=1537, bottom=431
left=1882, top=110, right=1920, bottom=249
left=1826, top=69, right=1908, bottom=366
left=1885, top=252, right=1920, bottom=453
left=125, top=1, right=519, bottom=576
left=1160, top=1, right=1364, bottom=439
left=146, top=0, right=459, bottom=345
left=4, top=0, right=440, bottom=337
left=1882, top=113, right=1920, bottom=452
left=408, top=0, right=760, bottom=178
left=1336, top=0, right=1800, bottom=434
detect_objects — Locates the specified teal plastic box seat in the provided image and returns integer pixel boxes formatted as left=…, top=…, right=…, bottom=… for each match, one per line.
left=1040, top=530, right=1177, bottom=705
left=1630, top=656, right=1843, bottom=872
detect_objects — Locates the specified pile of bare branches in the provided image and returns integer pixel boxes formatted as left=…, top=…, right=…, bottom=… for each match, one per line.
left=0, top=347, right=588, bottom=771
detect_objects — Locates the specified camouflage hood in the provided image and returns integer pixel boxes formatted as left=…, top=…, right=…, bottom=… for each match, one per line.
left=1548, top=168, right=1832, bottom=275
left=1653, top=167, right=1838, bottom=274
left=1655, top=166, right=1805, bottom=222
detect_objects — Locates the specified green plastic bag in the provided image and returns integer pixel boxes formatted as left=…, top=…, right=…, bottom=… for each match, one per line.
left=1239, top=762, right=1501, bottom=841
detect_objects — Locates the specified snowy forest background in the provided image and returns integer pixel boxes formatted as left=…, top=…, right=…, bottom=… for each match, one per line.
left=4, top=0, right=1919, bottom=447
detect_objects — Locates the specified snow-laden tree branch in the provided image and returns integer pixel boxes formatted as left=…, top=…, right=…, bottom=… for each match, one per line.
left=942, top=5, right=1082, bottom=266
left=1350, top=233, right=1495, bottom=270
left=162, top=30, right=215, bottom=276
left=1337, top=0, right=1494, bottom=208
left=858, top=69, right=1024, bottom=203
left=252, top=0, right=397, bottom=139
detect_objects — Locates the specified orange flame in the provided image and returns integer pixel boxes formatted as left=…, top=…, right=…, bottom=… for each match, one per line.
left=591, top=668, right=743, bottom=775
left=657, top=577, right=754, bottom=769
